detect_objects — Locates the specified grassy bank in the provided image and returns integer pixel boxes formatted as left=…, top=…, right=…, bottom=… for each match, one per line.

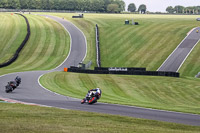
left=0, top=103, right=199, bottom=133
left=0, top=14, right=70, bottom=75
left=1, top=13, right=200, bottom=131
left=45, top=13, right=200, bottom=77
left=0, top=13, right=26, bottom=64
left=40, top=72, right=200, bottom=114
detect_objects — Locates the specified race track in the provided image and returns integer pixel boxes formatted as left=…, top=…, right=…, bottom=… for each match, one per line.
left=158, top=27, right=200, bottom=72
left=0, top=15, right=200, bottom=126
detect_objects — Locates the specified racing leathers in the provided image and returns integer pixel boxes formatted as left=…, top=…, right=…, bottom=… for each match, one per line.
left=82, top=88, right=102, bottom=103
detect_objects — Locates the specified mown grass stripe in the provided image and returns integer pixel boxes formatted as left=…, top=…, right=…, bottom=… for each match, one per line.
left=0, top=14, right=69, bottom=72
left=40, top=71, right=200, bottom=114
left=11, top=15, right=40, bottom=70
left=134, top=23, right=178, bottom=69
left=0, top=14, right=26, bottom=64
left=0, top=15, right=17, bottom=59
left=28, top=17, right=55, bottom=69
left=101, top=22, right=160, bottom=67
left=25, top=16, right=47, bottom=69
left=125, top=23, right=171, bottom=66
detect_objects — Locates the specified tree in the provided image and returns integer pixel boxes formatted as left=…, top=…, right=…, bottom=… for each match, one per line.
left=107, top=4, right=119, bottom=13
left=0, top=0, right=8, bottom=8
left=128, top=3, right=136, bottom=12
left=0, top=0, right=126, bottom=13
left=138, top=4, right=146, bottom=14
left=35, top=0, right=41, bottom=9
left=112, top=0, right=125, bottom=12
left=166, top=6, right=174, bottom=14
left=19, top=0, right=28, bottom=9
left=174, top=5, right=184, bottom=14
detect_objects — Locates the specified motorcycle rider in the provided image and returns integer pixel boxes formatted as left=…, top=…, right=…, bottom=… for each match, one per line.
left=81, top=88, right=102, bottom=104
left=15, top=76, right=21, bottom=86
left=8, top=81, right=17, bottom=90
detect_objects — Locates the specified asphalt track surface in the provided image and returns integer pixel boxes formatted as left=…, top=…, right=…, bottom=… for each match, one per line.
left=0, top=15, right=200, bottom=126
left=158, top=27, right=200, bottom=72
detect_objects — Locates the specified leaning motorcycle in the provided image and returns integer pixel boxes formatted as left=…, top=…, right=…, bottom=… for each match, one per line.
left=15, top=76, right=21, bottom=86
left=5, top=76, right=21, bottom=93
left=5, top=81, right=17, bottom=93
left=81, top=91, right=98, bottom=104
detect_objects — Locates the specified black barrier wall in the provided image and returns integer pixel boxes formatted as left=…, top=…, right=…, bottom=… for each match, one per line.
left=95, top=67, right=146, bottom=71
left=68, top=67, right=179, bottom=77
left=96, top=24, right=101, bottom=67
left=72, top=14, right=83, bottom=18
left=0, top=13, right=30, bottom=68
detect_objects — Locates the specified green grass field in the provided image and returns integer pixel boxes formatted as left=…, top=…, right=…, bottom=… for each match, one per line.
left=40, top=72, right=200, bottom=114
left=1, top=13, right=200, bottom=131
left=1, top=103, right=200, bottom=133
left=0, top=13, right=27, bottom=64
left=46, top=13, right=200, bottom=77
left=39, top=13, right=200, bottom=114
left=0, top=14, right=70, bottom=75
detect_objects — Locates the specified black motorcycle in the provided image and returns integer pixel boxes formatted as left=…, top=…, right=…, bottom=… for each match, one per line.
left=5, top=81, right=17, bottom=93
left=15, top=76, right=21, bottom=86
left=5, top=76, right=21, bottom=93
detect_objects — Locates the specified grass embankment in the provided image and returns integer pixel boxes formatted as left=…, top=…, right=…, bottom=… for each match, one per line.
left=94, top=15, right=200, bottom=75
left=48, top=13, right=200, bottom=77
left=1, top=13, right=200, bottom=130
left=40, top=72, right=200, bottom=114
left=0, top=13, right=26, bottom=64
left=39, top=14, right=200, bottom=114
left=0, top=103, right=200, bottom=133
left=0, top=14, right=70, bottom=75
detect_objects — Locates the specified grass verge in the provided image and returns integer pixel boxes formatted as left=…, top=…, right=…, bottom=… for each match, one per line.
left=43, top=13, right=200, bottom=77
left=0, top=103, right=200, bottom=133
left=0, top=14, right=70, bottom=75
left=40, top=72, right=200, bottom=114
left=0, top=13, right=27, bottom=64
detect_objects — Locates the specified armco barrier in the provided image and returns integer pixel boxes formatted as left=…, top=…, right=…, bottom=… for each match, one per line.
left=96, top=24, right=101, bottom=67
left=0, top=13, right=30, bottom=68
left=68, top=67, right=179, bottom=77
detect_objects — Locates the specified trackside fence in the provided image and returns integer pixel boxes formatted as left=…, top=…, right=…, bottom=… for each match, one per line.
left=68, top=67, right=179, bottom=77
left=96, top=24, right=101, bottom=67
left=0, top=13, right=30, bottom=68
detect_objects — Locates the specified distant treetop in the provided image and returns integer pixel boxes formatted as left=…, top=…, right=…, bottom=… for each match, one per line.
left=0, top=0, right=125, bottom=13
left=166, top=5, right=200, bottom=14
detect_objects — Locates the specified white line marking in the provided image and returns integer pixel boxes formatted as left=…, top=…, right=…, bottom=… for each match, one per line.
left=37, top=74, right=80, bottom=100
left=99, top=102, right=200, bottom=116
left=51, top=18, right=72, bottom=70
left=69, top=20, right=87, bottom=63
left=177, top=38, right=200, bottom=72
left=157, top=27, right=199, bottom=71
left=1, top=14, right=199, bottom=119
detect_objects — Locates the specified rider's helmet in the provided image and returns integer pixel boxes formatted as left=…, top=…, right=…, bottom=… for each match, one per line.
left=96, top=88, right=101, bottom=96
left=16, top=76, right=21, bottom=80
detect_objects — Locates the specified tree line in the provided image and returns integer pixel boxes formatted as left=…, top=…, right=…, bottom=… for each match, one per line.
left=166, top=5, right=200, bottom=14
left=127, top=3, right=147, bottom=14
left=0, top=0, right=125, bottom=13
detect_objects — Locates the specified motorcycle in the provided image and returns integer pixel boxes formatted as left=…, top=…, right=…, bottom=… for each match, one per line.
left=5, top=76, right=21, bottom=93
left=5, top=81, right=17, bottom=93
left=81, top=91, right=98, bottom=104
left=15, top=76, right=21, bottom=86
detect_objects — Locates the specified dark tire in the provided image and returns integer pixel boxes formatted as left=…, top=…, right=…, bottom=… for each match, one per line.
left=5, top=89, right=10, bottom=93
left=5, top=85, right=12, bottom=93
